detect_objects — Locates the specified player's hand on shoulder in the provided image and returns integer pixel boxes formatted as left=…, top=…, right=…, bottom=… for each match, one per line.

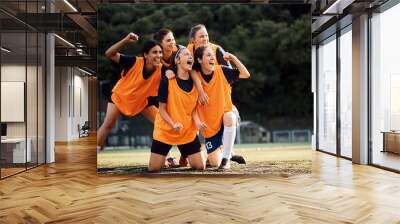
left=165, top=69, right=176, bottom=79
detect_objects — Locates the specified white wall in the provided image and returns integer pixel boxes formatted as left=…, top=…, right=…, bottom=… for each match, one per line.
left=1, top=65, right=26, bottom=140
left=55, top=67, right=89, bottom=141
left=1, top=65, right=37, bottom=138
left=55, top=66, right=69, bottom=141
left=73, top=71, right=89, bottom=137
left=1, top=63, right=46, bottom=163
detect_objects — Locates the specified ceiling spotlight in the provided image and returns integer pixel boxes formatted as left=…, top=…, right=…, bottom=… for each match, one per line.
left=63, top=0, right=78, bottom=12
left=1, top=47, right=11, bottom=53
left=78, top=67, right=92, bottom=76
left=54, top=34, right=75, bottom=48
left=323, top=0, right=355, bottom=15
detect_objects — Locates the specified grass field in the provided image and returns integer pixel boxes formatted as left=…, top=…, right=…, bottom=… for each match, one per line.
left=97, top=143, right=311, bottom=169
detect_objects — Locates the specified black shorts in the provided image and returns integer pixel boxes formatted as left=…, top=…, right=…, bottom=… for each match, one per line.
left=204, top=125, right=224, bottom=154
left=151, top=136, right=201, bottom=158
left=108, top=95, right=159, bottom=108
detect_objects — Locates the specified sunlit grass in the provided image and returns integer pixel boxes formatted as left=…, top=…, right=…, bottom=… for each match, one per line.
left=97, top=143, right=311, bottom=169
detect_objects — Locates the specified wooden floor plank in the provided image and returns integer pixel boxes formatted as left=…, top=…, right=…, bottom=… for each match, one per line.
left=0, top=135, right=400, bottom=223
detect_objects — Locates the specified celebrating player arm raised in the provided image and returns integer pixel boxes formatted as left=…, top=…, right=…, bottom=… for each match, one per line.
left=193, top=45, right=250, bottom=170
left=97, top=33, right=164, bottom=152
left=105, top=32, right=139, bottom=63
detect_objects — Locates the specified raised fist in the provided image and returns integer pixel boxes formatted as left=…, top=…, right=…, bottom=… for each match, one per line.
left=125, top=32, right=139, bottom=43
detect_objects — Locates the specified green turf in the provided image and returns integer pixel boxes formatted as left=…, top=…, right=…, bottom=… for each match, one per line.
left=102, top=142, right=311, bottom=153
left=98, top=144, right=312, bottom=169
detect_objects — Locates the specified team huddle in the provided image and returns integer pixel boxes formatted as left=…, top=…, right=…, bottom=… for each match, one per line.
left=97, top=24, right=250, bottom=171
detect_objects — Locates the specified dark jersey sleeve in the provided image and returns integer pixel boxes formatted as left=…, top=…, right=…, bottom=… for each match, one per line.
left=161, top=65, right=168, bottom=77
left=221, top=65, right=240, bottom=84
left=158, top=76, right=169, bottom=103
left=216, top=47, right=231, bottom=67
left=119, top=54, right=136, bottom=75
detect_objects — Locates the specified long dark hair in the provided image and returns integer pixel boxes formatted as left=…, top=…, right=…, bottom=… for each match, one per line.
left=141, top=40, right=162, bottom=56
left=192, top=45, right=209, bottom=72
left=153, top=28, right=173, bottom=43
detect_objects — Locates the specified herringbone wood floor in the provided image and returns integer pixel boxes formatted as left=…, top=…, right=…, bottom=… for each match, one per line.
left=1, top=136, right=400, bottom=224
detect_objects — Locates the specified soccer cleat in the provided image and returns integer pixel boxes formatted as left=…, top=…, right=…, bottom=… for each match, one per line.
left=166, top=157, right=179, bottom=168
left=218, top=158, right=231, bottom=170
left=231, top=155, right=246, bottom=164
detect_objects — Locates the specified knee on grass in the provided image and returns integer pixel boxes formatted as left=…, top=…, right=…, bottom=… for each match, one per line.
left=207, top=150, right=222, bottom=167
left=191, top=163, right=205, bottom=170
left=148, top=165, right=162, bottom=172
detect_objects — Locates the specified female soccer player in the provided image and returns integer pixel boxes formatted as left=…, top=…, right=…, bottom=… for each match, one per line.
left=186, top=24, right=247, bottom=167
left=97, top=33, right=166, bottom=151
left=149, top=47, right=206, bottom=172
left=153, top=28, right=184, bottom=69
left=187, top=24, right=231, bottom=67
left=154, top=28, right=209, bottom=105
left=154, top=28, right=207, bottom=166
left=193, top=45, right=250, bottom=169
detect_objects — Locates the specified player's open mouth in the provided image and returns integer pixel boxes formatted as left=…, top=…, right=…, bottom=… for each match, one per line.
left=187, top=59, right=193, bottom=65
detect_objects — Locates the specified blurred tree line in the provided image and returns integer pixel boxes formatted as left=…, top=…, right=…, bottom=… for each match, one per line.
left=98, top=4, right=312, bottom=129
